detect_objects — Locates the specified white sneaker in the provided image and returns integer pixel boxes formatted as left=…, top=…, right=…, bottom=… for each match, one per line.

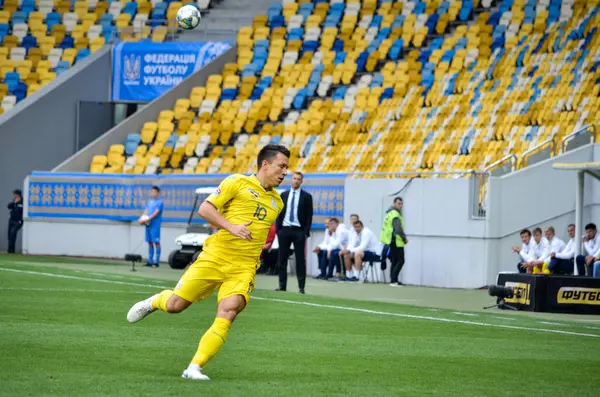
left=389, top=282, right=403, bottom=287
left=126, top=294, right=158, bottom=323
left=182, top=363, right=210, bottom=381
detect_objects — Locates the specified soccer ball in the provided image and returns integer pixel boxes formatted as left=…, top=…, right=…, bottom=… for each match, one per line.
left=176, top=5, right=201, bottom=30
left=139, top=214, right=150, bottom=223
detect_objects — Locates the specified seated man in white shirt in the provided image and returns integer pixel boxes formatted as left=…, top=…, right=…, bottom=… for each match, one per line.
left=548, top=224, right=576, bottom=274
left=575, top=223, right=600, bottom=276
left=324, top=218, right=348, bottom=279
left=345, top=220, right=381, bottom=282
left=512, top=228, right=535, bottom=273
left=533, top=226, right=565, bottom=273
left=312, top=218, right=332, bottom=279
left=519, top=227, right=550, bottom=274
left=339, top=214, right=359, bottom=279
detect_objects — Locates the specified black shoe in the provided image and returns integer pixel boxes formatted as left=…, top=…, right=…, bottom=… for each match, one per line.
left=274, top=288, right=286, bottom=292
left=153, top=264, right=159, bottom=268
left=299, top=289, right=305, bottom=294
left=143, top=263, right=153, bottom=267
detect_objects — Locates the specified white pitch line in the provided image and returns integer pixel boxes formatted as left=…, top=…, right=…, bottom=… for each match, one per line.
left=0, top=287, right=155, bottom=294
left=2, top=266, right=600, bottom=339
left=253, top=297, right=600, bottom=338
left=452, top=312, right=480, bottom=317
left=0, top=267, right=170, bottom=289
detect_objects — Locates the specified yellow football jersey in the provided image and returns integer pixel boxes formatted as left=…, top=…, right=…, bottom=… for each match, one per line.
left=203, top=173, right=284, bottom=265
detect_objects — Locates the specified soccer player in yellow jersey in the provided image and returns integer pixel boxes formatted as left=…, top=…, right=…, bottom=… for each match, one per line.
left=126, top=144, right=289, bottom=381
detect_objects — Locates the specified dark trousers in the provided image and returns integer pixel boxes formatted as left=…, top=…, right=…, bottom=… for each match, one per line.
left=317, top=251, right=328, bottom=276
left=278, top=227, right=306, bottom=290
left=389, top=240, right=405, bottom=283
left=325, top=249, right=341, bottom=277
left=575, top=255, right=591, bottom=276
left=548, top=258, right=574, bottom=274
left=8, top=220, right=21, bottom=254
left=517, top=262, right=527, bottom=273
left=260, top=249, right=279, bottom=275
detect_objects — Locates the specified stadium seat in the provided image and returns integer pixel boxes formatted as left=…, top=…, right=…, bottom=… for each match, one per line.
left=87, top=0, right=600, bottom=179
left=0, top=0, right=174, bottom=113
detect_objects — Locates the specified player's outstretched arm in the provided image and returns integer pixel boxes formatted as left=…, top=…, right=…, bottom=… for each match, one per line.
left=198, top=201, right=253, bottom=241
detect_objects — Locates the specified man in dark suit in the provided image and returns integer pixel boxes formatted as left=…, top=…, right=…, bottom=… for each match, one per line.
left=275, top=172, right=313, bottom=294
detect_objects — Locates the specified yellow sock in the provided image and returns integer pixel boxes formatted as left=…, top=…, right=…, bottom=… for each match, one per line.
left=191, top=317, right=232, bottom=367
left=542, top=262, right=551, bottom=275
left=151, top=290, right=174, bottom=311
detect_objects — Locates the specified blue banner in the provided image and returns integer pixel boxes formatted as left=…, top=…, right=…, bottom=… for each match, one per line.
left=111, top=41, right=231, bottom=102
left=26, top=173, right=346, bottom=229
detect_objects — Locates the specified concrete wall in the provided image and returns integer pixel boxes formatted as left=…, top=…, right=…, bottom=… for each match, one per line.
left=0, top=46, right=112, bottom=251
left=54, top=48, right=237, bottom=172
left=485, top=144, right=599, bottom=281
left=344, top=177, right=488, bottom=289
left=23, top=218, right=326, bottom=276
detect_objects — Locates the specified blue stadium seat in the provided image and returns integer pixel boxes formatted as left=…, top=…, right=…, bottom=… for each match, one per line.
left=12, top=11, right=28, bottom=25
left=60, top=36, right=75, bottom=49
left=122, top=2, right=138, bottom=19
left=22, top=35, right=37, bottom=50
left=21, top=0, right=36, bottom=13
left=5, top=72, right=20, bottom=92
left=14, top=83, right=27, bottom=102
left=76, top=49, right=91, bottom=62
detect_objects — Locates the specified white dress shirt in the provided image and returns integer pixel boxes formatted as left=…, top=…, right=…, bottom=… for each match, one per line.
left=585, top=233, right=600, bottom=256
left=282, top=188, right=301, bottom=227
left=555, top=238, right=575, bottom=260
left=318, top=230, right=332, bottom=250
left=350, top=227, right=381, bottom=254
left=519, top=240, right=536, bottom=262
left=347, top=227, right=358, bottom=249
left=329, top=225, right=349, bottom=250
left=540, top=236, right=566, bottom=263
left=531, top=237, right=550, bottom=261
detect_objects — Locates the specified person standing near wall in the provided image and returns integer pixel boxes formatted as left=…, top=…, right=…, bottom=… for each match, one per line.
left=7, top=189, right=23, bottom=254
left=380, top=197, right=407, bottom=287
left=139, top=186, right=164, bottom=267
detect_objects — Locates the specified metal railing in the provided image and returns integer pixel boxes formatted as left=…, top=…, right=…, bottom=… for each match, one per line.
left=471, top=171, right=488, bottom=219
left=484, top=154, right=517, bottom=177
left=109, top=19, right=236, bottom=43
left=349, top=171, right=477, bottom=179
left=521, top=138, right=556, bottom=168
left=561, top=124, right=596, bottom=153
left=348, top=171, right=489, bottom=219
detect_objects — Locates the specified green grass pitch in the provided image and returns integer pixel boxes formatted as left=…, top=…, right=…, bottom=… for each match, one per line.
left=1, top=258, right=599, bottom=396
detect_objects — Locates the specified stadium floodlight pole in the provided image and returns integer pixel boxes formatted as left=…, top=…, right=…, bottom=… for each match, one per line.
left=574, top=171, right=584, bottom=276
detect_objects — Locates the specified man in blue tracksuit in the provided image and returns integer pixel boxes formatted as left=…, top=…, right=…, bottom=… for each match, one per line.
left=139, top=186, right=164, bottom=267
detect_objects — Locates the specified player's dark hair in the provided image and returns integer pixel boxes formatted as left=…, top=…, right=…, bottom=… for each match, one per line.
left=394, top=197, right=403, bottom=203
left=257, top=144, right=290, bottom=169
left=520, top=229, right=531, bottom=237
left=354, top=220, right=363, bottom=227
left=294, top=171, right=304, bottom=178
left=533, top=227, right=542, bottom=234
left=329, top=217, right=339, bottom=224
left=585, top=223, right=596, bottom=231
left=568, top=224, right=575, bottom=228
left=12, top=189, right=22, bottom=198
left=151, top=185, right=160, bottom=192
left=350, top=213, right=359, bottom=219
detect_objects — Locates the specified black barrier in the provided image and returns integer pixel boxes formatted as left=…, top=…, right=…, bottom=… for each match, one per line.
left=497, top=273, right=547, bottom=312
left=546, top=276, right=600, bottom=315
left=497, top=273, right=600, bottom=314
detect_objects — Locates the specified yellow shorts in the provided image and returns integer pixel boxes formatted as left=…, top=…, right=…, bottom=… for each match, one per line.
left=173, top=251, right=258, bottom=304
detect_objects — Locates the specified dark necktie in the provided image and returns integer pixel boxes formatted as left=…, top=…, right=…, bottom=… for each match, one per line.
left=290, top=191, right=296, bottom=223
